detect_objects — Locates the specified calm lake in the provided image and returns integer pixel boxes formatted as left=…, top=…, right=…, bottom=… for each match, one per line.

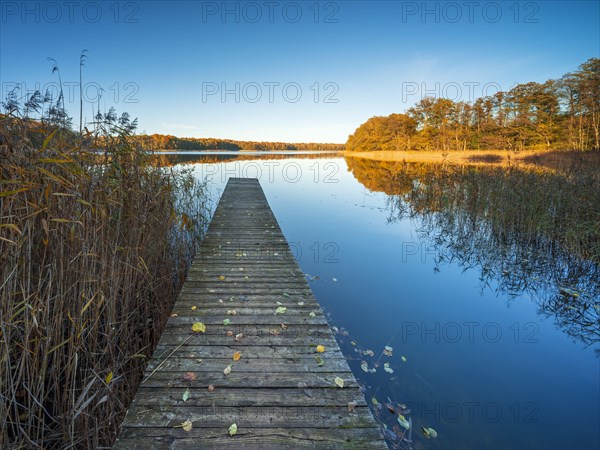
left=164, top=151, right=599, bottom=450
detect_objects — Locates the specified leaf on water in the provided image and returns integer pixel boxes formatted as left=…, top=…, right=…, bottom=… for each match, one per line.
left=314, top=355, right=324, bottom=366
left=401, top=356, right=407, bottom=363
left=348, top=401, right=357, bottom=412
left=316, top=345, right=326, bottom=353
left=350, top=341, right=356, bottom=346
left=422, top=426, right=438, bottom=439
left=190, top=306, right=197, bottom=311
left=361, top=361, right=369, bottom=372
left=235, top=333, right=244, bottom=341
left=191, top=322, right=206, bottom=333
left=397, top=414, right=410, bottom=430
left=223, top=365, right=232, bottom=375
left=228, top=423, right=238, bottom=436
left=334, top=377, right=344, bottom=388
left=223, top=319, right=231, bottom=326
left=309, top=311, right=316, bottom=317
left=275, top=306, right=287, bottom=314
left=383, top=346, right=393, bottom=357
left=332, top=278, right=338, bottom=282
left=363, top=349, right=375, bottom=357
left=182, top=388, right=190, bottom=402
left=183, top=372, right=197, bottom=382
left=384, top=363, right=394, bottom=374
left=371, top=397, right=380, bottom=406
left=232, top=351, right=241, bottom=361
left=105, top=371, right=113, bottom=384
left=207, top=384, right=215, bottom=392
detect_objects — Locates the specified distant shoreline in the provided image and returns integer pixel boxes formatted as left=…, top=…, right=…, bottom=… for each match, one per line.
left=343, top=149, right=600, bottom=166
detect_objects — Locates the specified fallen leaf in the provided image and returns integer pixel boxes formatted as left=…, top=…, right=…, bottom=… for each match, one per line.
left=207, top=384, right=215, bottom=392
left=280, top=323, right=288, bottom=330
left=232, top=351, right=241, bottom=361
left=348, top=401, right=357, bottom=412
left=276, top=301, right=283, bottom=306
left=297, top=301, right=305, bottom=306
left=309, top=311, right=316, bottom=317
left=227, top=310, right=237, bottom=315
left=282, top=292, right=291, bottom=298
left=397, top=414, right=410, bottom=429
left=351, top=341, right=356, bottom=346
left=219, top=276, right=225, bottom=280
left=361, top=361, right=369, bottom=372
left=228, top=423, right=238, bottom=436
left=401, top=356, right=407, bottom=363
left=235, top=333, right=244, bottom=341
left=182, top=389, right=190, bottom=402
left=269, top=329, right=280, bottom=335
left=191, top=322, right=206, bottom=333
left=226, top=330, right=234, bottom=336
left=275, top=306, right=287, bottom=315
left=384, top=362, right=394, bottom=374
left=223, top=318, right=231, bottom=326
left=170, top=313, right=178, bottom=318
left=364, top=349, right=375, bottom=357
left=223, top=365, right=232, bottom=375
left=332, top=277, right=338, bottom=282
left=334, top=377, right=344, bottom=388
left=372, top=397, right=380, bottom=406
left=176, top=420, right=193, bottom=432
left=190, top=306, right=197, bottom=311
left=183, top=372, right=197, bottom=382
left=105, top=371, right=113, bottom=384
left=422, top=426, right=438, bottom=439
left=386, top=403, right=395, bottom=414
left=314, top=355, right=324, bottom=366
left=316, top=345, right=326, bottom=353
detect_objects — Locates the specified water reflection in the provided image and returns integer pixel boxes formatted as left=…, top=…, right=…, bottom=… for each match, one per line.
left=346, top=157, right=600, bottom=354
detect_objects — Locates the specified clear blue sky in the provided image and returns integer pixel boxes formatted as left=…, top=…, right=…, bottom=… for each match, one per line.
left=1, top=1, right=598, bottom=143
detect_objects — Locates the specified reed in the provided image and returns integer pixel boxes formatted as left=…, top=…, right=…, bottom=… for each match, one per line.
left=0, top=107, right=209, bottom=447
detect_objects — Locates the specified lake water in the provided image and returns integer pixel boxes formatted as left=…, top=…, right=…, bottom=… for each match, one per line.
left=167, top=151, right=599, bottom=450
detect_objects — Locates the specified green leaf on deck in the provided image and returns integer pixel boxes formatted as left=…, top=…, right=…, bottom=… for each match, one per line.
left=228, top=423, right=238, bottom=436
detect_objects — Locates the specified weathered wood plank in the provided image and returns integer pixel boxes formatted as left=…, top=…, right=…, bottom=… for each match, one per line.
left=114, top=178, right=385, bottom=448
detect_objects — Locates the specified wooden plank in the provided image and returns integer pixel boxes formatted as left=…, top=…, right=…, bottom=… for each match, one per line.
left=114, top=178, right=385, bottom=449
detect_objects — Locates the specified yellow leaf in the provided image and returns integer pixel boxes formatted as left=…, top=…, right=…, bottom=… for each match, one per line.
left=316, top=345, right=326, bottom=353
left=105, top=371, right=113, bottom=384
left=228, top=423, right=238, bottom=436
left=232, top=351, right=241, bottom=361
left=192, top=322, right=206, bottom=333
left=219, top=275, right=226, bottom=280
left=181, top=420, right=193, bottom=432
left=191, top=306, right=197, bottom=311
left=334, top=377, right=344, bottom=388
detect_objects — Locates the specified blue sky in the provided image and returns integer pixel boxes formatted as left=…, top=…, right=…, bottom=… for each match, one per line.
left=1, top=1, right=598, bottom=142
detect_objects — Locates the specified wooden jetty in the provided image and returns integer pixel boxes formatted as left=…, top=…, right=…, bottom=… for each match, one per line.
left=114, top=178, right=387, bottom=449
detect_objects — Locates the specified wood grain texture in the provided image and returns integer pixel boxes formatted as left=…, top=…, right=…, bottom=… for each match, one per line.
left=114, top=178, right=386, bottom=449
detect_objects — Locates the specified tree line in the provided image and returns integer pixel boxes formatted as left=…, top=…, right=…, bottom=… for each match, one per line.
left=133, top=134, right=344, bottom=151
left=346, top=58, right=600, bottom=152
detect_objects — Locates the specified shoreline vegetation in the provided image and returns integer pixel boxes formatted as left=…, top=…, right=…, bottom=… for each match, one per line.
left=346, top=58, right=599, bottom=154
left=1, top=97, right=208, bottom=447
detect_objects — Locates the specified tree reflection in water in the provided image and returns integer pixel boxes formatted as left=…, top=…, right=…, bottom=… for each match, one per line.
left=346, top=157, right=600, bottom=354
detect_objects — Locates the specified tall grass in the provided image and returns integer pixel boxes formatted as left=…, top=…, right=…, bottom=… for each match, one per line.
left=0, top=113, right=209, bottom=448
